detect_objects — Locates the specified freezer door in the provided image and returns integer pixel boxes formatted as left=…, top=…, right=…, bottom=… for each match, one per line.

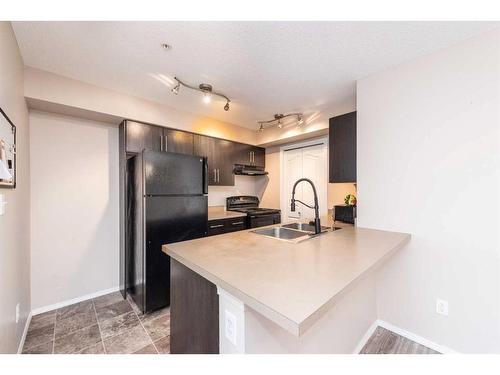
left=144, top=195, right=208, bottom=312
left=144, top=151, right=206, bottom=196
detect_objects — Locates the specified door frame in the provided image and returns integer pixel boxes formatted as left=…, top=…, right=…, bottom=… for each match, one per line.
left=279, top=137, right=329, bottom=222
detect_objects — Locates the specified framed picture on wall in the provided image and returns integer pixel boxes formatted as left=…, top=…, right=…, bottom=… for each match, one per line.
left=0, top=107, right=16, bottom=188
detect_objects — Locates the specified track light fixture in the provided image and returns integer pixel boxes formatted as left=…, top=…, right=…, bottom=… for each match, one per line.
left=257, top=113, right=304, bottom=132
left=171, top=77, right=231, bottom=111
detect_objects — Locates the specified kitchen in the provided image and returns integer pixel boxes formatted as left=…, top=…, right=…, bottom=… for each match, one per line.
left=1, top=15, right=499, bottom=364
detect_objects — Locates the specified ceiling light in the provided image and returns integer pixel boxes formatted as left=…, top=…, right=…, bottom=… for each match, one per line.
left=161, top=43, right=172, bottom=51
left=256, top=113, right=303, bottom=131
left=171, top=77, right=231, bottom=111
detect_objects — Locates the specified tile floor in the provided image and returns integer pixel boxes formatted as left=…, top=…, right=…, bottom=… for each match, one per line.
left=22, top=292, right=437, bottom=354
left=22, top=292, right=170, bottom=354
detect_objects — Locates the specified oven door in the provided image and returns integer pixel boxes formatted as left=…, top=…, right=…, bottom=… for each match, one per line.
left=249, top=213, right=281, bottom=228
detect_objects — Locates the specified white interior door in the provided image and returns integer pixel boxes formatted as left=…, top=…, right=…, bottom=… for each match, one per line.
left=301, top=144, right=327, bottom=221
left=282, top=141, right=328, bottom=223
left=283, top=148, right=303, bottom=220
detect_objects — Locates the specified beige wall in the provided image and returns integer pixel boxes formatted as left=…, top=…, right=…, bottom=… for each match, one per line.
left=357, top=29, right=500, bottom=353
left=30, top=111, right=119, bottom=310
left=24, top=67, right=258, bottom=145
left=0, top=22, right=31, bottom=353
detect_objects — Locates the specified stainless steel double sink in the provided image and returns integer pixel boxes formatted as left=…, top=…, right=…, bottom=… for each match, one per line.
left=251, top=222, right=341, bottom=243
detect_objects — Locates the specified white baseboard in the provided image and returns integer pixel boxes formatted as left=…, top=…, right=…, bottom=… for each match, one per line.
left=17, top=312, right=33, bottom=354
left=31, top=286, right=120, bottom=316
left=376, top=320, right=458, bottom=354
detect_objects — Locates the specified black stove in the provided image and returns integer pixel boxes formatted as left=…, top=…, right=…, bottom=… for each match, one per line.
left=226, top=196, right=281, bottom=228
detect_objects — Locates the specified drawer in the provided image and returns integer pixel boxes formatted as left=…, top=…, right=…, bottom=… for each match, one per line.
left=208, top=217, right=248, bottom=236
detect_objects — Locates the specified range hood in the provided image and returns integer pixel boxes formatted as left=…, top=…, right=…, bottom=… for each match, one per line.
left=233, top=164, right=268, bottom=176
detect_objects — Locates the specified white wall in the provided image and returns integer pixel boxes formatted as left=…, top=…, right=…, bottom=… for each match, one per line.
left=0, top=22, right=31, bottom=354
left=30, top=111, right=119, bottom=310
left=357, top=29, right=500, bottom=353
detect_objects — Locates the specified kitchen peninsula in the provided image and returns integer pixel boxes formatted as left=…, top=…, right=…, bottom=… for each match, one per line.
left=163, top=224, right=410, bottom=354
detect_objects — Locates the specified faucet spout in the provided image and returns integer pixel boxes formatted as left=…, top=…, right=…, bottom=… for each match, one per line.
left=290, top=178, right=321, bottom=235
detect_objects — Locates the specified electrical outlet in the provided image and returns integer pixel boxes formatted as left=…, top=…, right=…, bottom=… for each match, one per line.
left=224, top=309, right=237, bottom=346
left=15, top=303, right=20, bottom=323
left=436, top=298, right=449, bottom=316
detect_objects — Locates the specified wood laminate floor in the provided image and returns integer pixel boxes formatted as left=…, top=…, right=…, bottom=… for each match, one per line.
left=360, top=327, right=439, bottom=354
left=22, top=292, right=170, bottom=354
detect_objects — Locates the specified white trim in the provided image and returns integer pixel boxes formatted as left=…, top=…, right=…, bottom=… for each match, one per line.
left=376, top=320, right=458, bottom=354
left=279, top=136, right=329, bottom=223
left=31, top=286, right=120, bottom=316
left=17, top=312, right=33, bottom=354
left=352, top=320, right=379, bottom=354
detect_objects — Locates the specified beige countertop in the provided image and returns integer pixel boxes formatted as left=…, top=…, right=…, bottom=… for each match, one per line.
left=208, top=206, right=247, bottom=221
left=164, top=221, right=409, bottom=337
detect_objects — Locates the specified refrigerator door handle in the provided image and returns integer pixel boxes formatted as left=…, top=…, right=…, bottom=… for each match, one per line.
left=203, top=157, right=208, bottom=194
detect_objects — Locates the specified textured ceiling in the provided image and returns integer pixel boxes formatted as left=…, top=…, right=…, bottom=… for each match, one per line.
left=12, top=21, right=499, bottom=129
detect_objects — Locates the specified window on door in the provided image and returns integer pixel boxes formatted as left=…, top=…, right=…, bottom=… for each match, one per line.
left=282, top=141, right=328, bottom=223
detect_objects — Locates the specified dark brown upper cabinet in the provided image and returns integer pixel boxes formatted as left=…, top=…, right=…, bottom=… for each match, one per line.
left=164, top=128, right=194, bottom=155
left=329, top=111, right=356, bottom=183
left=194, top=135, right=235, bottom=186
left=232, top=143, right=265, bottom=168
left=125, top=121, right=163, bottom=153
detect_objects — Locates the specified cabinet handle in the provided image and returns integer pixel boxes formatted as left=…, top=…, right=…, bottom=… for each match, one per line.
left=160, top=135, right=163, bottom=151
left=232, top=221, right=244, bottom=225
left=164, top=135, right=168, bottom=151
left=210, top=224, right=224, bottom=229
left=217, top=169, right=220, bottom=182
left=213, top=169, right=217, bottom=182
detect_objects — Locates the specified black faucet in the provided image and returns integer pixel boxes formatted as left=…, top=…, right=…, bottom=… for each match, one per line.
left=290, top=178, right=321, bottom=235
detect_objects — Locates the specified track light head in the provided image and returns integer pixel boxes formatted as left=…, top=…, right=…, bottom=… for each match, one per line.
left=297, top=115, right=304, bottom=125
left=202, top=92, right=211, bottom=104
left=171, top=83, right=180, bottom=95
left=224, top=102, right=230, bottom=111
left=258, top=123, right=264, bottom=132
left=277, top=119, right=282, bottom=129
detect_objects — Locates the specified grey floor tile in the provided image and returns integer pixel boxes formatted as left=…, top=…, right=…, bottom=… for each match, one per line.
left=55, top=310, right=97, bottom=337
left=79, top=341, right=105, bottom=354
left=29, top=311, right=56, bottom=332
left=22, top=340, right=53, bottom=354
left=142, top=314, right=170, bottom=342
left=57, top=300, right=94, bottom=321
left=93, top=292, right=124, bottom=310
left=99, top=311, right=141, bottom=340
left=103, top=325, right=152, bottom=354
left=133, top=344, right=158, bottom=354
left=139, top=305, right=170, bottom=324
left=54, top=324, right=101, bottom=354
left=154, top=335, right=170, bottom=354
left=23, top=324, right=55, bottom=351
left=96, top=300, right=132, bottom=322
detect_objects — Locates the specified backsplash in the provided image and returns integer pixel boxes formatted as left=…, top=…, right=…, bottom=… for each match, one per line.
left=208, top=175, right=267, bottom=207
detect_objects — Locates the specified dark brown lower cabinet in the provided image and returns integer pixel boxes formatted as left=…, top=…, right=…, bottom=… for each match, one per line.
left=208, top=217, right=247, bottom=236
left=170, top=259, right=219, bottom=354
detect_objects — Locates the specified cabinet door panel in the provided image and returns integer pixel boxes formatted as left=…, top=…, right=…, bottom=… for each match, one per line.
left=251, top=146, right=265, bottom=167
left=165, top=129, right=194, bottom=155
left=215, top=138, right=235, bottom=186
left=125, top=121, right=163, bottom=153
left=329, top=112, right=356, bottom=183
left=194, top=135, right=217, bottom=185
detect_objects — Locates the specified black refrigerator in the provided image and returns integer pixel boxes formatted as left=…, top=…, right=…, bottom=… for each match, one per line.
left=127, top=150, right=208, bottom=313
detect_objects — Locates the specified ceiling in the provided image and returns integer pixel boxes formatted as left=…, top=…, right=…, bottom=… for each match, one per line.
left=12, top=21, right=498, bottom=129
